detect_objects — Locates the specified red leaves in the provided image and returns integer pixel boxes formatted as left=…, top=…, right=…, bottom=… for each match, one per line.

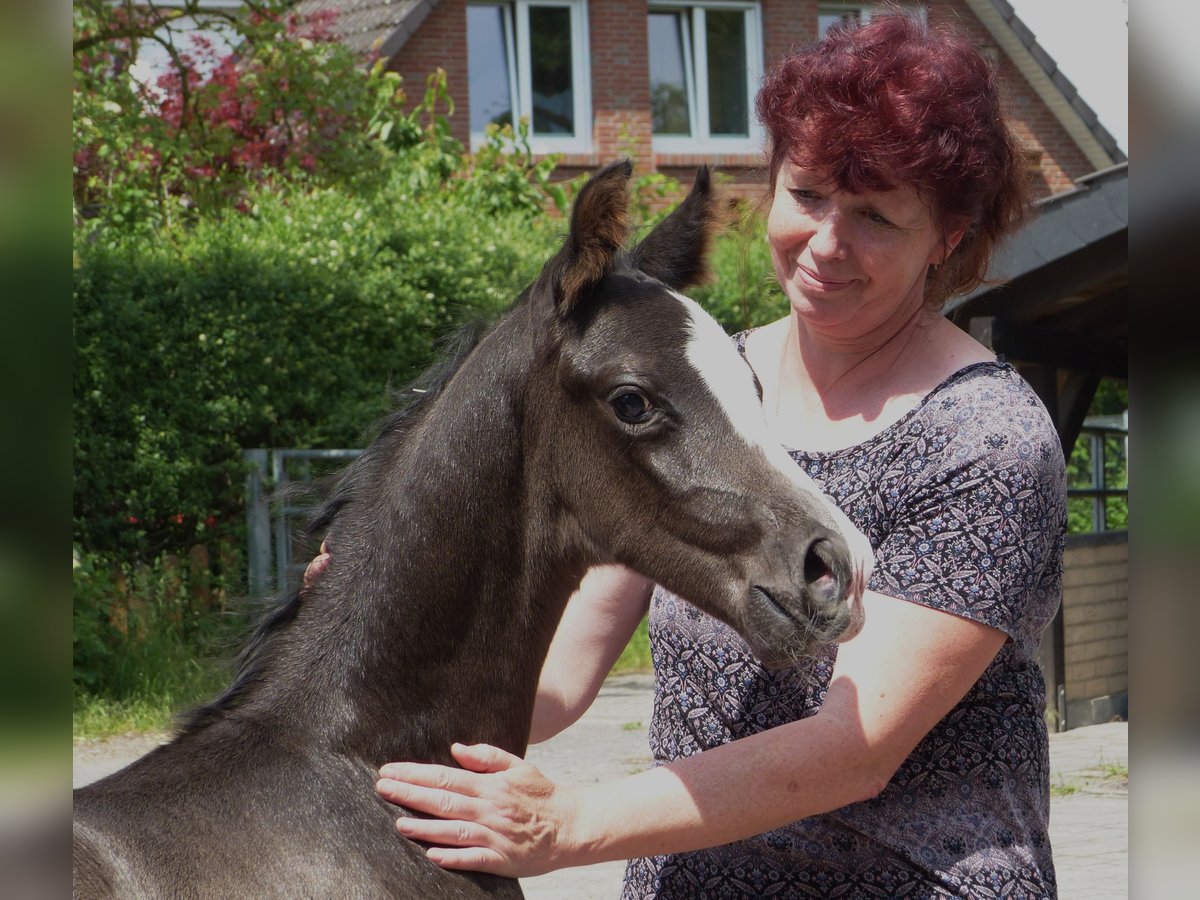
left=74, top=3, right=376, bottom=220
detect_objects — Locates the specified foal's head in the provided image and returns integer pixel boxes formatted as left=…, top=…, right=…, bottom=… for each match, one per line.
left=526, top=161, right=873, bottom=665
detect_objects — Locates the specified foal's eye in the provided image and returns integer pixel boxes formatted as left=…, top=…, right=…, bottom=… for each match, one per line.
left=610, top=388, right=654, bottom=424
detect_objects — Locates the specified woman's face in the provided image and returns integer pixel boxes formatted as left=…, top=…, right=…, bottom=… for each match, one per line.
left=767, top=161, right=959, bottom=341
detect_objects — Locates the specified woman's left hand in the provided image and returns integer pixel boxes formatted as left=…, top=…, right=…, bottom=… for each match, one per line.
left=377, top=742, right=582, bottom=878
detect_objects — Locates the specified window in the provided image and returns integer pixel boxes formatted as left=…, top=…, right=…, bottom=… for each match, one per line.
left=1067, top=414, right=1129, bottom=534
left=817, top=3, right=925, bottom=37
left=647, top=2, right=763, bottom=153
left=467, top=1, right=591, bottom=153
left=818, top=3, right=872, bottom=37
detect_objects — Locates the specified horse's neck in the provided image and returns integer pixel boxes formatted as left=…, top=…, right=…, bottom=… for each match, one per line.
left=234, top=314, right=583, bottom=764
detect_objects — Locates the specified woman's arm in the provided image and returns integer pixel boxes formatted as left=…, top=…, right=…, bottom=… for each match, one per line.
left=530, top=565, right=653, bottom=744
left=376, top=588, right=1006, bottom=876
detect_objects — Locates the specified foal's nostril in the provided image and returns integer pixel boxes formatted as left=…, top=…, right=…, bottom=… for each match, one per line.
left=802, top=538, right=843, bottom=606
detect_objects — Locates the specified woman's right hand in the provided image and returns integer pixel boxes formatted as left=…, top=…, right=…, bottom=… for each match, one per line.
left=301, top=540, right=331, bottom=594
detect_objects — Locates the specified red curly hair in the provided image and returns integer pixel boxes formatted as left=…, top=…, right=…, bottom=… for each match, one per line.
left=756, top=9, right=1030, bottom=306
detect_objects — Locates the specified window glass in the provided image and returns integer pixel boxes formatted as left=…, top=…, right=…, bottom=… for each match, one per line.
left=705, top=8, right=748, bottom=136
left=816, top=11, right=864, bottom=34
left=649, top=12, right=691, bottom=135
left=467, top=1, right=589, bottom=150
left=529, top=6, right=575, bottom=135
left=468, top=5, right=514, bottom=132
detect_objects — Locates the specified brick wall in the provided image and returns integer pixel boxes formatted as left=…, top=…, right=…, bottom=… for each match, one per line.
left=1040, top=531, right=1129, bottom=729
left=587, top=0, right=652, bottom=167
left=390, top=0, right=1102, bottom=199
left=387, top=0, right=471, bottom=148
left=926, top=0, right=1095, bottom=198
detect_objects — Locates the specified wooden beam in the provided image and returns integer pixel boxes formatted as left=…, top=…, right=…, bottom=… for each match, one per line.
left=972, top=316, right=1127, bottom=379
left=1058, top=371, right=1102, bottom=455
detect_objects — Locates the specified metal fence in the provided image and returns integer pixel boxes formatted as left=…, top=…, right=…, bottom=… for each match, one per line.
left=243, top=448, right=364, bottom=597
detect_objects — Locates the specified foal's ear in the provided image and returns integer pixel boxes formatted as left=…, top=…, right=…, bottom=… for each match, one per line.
left=540, top=159, right=632, bottom=318
left=626, top=166, right=720, bottom=291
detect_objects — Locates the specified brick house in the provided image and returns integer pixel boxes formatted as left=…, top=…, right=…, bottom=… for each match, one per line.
left=295, top=0, right=1125, bottom=200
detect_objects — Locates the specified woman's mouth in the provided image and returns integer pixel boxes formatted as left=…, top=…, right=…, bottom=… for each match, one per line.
left=796, top=265, right=852, bottom=291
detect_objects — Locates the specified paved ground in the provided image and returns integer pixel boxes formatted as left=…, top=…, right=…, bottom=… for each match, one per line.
left=73, top=675, right=1126, bottom=898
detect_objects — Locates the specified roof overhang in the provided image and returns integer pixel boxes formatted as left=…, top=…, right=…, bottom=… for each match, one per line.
left=948, top=162, right=1128, bottom=380
left=964, top=0, right=1125, bottom=170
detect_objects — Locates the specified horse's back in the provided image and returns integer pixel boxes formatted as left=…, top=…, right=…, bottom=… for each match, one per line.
left=72, top=739, right=523, bottom=899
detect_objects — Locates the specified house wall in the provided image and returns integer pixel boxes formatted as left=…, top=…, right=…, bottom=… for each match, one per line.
left=390, top=0, right=1100, bottom=199
left=1039, top=531, right=1129, bottom=729
left=925, top=0, right=1095, bottom=196
left=387, top=0, right=471, bottom=148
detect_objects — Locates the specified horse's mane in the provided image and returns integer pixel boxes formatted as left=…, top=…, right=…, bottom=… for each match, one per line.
left=175, top=315, right=495, bottom=737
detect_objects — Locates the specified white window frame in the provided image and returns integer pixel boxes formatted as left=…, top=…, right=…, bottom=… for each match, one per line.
left=468, top=0, right=592, bottom=155
left=648, top=1, right=763, bottom=156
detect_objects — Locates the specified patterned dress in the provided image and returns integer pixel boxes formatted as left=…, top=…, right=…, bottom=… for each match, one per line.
left=622, top=346, right=1066, bottom=900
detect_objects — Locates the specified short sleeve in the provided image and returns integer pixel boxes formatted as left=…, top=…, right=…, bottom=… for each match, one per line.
left=867, top=374, right=1067, bottom=637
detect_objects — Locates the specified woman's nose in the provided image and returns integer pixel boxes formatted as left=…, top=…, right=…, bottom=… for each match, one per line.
left=808, top=214, right=847, bottom=260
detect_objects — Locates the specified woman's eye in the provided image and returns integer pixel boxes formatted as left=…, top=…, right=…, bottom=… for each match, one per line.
left=790, top=189, right=819, bottom=203
left=865, top=209, right=892, bottom=226
left=611, top=389, right=653, bottom=424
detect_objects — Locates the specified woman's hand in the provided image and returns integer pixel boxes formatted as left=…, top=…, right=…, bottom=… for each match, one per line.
left=377, top=743, right=583, bottom=878
left=301, top=540, right=330, bottom=595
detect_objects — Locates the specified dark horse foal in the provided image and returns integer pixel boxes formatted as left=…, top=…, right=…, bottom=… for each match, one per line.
left=73, top=162, right=870, bottom=898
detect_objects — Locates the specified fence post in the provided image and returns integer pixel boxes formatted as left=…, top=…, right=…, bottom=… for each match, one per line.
left=244, top=449, right=272, bottom=598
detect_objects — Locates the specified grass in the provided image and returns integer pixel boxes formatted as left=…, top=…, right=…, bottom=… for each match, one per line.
left=76, top=611, right=655, bottom=743
left=610, top=615, right=652, bottom=674
left=73, top=660, right=231, bottom=741
left=73, top=694, right=180, bottom=741
left=1051, top=778, right=1081, bottom=797
left=1101, top=760, right=1129, bottom=781
left=1048, top=756, right=1128, bottom=798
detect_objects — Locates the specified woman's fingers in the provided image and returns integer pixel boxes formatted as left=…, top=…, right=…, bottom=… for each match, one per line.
left=450, top=742, right=523, bottom=774
left=396, top=814, right=512, bottom=875
left=424, top=846, right=508, bottom=874
left=395, top=816, right=493, bottom=848
left=377, top=777, right=490, bottom=820
left=378, top=761, right=484, bottom=797
left=302, top=541, right=331, bottom=592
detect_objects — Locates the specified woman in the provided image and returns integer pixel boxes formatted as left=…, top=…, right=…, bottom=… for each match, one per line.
left=323, top=12, right=1065, bottom=897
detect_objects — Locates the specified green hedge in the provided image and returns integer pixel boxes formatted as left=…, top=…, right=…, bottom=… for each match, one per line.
left=74, top=178, right=561, bottom=559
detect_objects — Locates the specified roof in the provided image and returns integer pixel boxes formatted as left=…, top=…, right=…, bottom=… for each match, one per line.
left=292, top=0, right=440, bottom=59
left=966, top=0, right=1126, bottom=168
left=947, top=162, right=1128, bottom=380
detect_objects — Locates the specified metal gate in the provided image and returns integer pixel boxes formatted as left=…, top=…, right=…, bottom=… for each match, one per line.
left=243, top=448, right=363, bottom=597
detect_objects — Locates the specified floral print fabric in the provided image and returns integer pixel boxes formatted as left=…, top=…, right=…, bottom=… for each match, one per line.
left=622, top=354, right=1066, bottom=900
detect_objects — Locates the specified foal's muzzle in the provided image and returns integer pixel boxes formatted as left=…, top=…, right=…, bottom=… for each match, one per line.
left=746, top=528, right=862, bottom=666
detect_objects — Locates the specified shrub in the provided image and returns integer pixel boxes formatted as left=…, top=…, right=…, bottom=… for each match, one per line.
left=73, top=172, right=562, bottom=560
left=691, top=206, right=790, bottom=333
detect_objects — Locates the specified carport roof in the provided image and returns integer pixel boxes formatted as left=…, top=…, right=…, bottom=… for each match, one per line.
left=947, top=162, right=1128, bottom=381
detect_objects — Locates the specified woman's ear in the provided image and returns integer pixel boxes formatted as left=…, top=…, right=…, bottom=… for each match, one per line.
left=930, top=225, right=967, bottom=265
